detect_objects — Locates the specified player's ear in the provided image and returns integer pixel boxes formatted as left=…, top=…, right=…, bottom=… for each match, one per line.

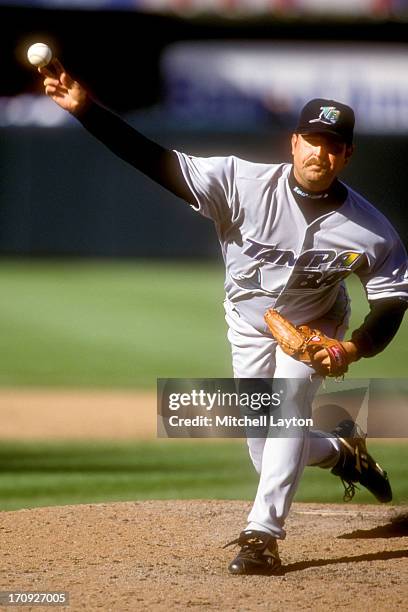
left=291, top=133, right=298, bottom=156
left=344, top=144, right=354, bottom=165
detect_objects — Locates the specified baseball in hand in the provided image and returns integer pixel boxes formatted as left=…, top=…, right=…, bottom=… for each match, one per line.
left=27, top=42, right=53, bottom=68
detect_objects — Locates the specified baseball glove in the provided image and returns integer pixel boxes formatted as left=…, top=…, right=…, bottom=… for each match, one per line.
left=264, top=309, right=349, bottom=377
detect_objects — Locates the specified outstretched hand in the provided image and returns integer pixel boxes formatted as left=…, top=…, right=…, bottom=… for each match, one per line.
left=39, top=59, right=88, bottom=115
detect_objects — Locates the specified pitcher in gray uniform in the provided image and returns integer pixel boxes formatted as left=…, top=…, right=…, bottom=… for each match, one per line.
left=40, top=62, right=408, bottom=575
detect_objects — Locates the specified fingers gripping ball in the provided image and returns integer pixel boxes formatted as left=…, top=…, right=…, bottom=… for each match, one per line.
left=264, top=309, right=349, bottom=377
left=27, top=43, right=53, bottom=68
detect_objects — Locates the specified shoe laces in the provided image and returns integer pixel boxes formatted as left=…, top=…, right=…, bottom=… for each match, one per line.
left=223, top=536, right=273, bottom=562
left=223, top=532, right=271, bottom=551
left=341, top=478, right=360, bottom=502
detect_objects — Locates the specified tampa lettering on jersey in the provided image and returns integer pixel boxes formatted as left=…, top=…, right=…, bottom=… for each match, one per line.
left=242, top=239, right=364, bottom=290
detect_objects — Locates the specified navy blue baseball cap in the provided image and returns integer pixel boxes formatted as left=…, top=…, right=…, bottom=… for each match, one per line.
left=295, top=98, right=355, bottom=145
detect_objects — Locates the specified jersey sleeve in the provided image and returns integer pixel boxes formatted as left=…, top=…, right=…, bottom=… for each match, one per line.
left=356, top=232, right=408, bottom=303
left=174, top=152, right=237, bottom=223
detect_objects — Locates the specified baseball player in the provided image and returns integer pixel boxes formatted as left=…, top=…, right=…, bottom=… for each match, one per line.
left=40, top=62, right=408, bottom=576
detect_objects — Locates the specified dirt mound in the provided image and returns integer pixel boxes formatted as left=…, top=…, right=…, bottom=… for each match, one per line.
left=1, top=501, right=407, bottom=611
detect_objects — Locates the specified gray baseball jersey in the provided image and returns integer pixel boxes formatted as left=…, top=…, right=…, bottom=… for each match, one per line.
left=175, top=154, right=408, bottom=332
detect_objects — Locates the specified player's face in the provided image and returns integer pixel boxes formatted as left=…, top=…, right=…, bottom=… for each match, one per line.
left=291, top=133, right=353, bottom=191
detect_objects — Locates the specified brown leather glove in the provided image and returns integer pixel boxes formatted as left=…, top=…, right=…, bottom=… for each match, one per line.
left=264, top=309, right=349, bottom=377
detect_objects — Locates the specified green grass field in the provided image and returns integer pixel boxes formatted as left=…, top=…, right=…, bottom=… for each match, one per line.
left=0, top=259, right=229, bottom=386
left=0, top=440, right=407, bottom=511
left=0, top=259, right=406, bottom=386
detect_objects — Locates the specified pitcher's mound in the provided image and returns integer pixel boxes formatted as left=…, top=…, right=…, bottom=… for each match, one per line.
left=1, top=500, right=407, bottom=611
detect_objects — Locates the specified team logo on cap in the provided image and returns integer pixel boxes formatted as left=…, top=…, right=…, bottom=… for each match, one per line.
left=309, top=106, right=340, bottom=125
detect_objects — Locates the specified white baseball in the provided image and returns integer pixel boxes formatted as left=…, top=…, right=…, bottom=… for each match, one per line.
left=27, top=43, right=53, bottom=68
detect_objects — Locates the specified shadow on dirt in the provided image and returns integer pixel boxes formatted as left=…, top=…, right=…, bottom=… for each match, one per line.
left=282, top=548, right=408, bottom=574
left=338, top=513, right=408, bottom=539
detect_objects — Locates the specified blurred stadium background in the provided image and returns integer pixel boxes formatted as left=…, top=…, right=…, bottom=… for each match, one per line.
left=0, top=0, right=407, bottom=509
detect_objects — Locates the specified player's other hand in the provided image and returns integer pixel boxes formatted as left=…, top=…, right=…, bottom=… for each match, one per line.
left=312, top=341, right=359, bottom=376
left=40, top=59, right=88, bottom=116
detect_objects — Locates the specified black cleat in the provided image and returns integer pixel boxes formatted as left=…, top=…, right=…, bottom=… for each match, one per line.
left=331, top=419, right=392, bottom=503
left=224, top=530, right=281, bottom=576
